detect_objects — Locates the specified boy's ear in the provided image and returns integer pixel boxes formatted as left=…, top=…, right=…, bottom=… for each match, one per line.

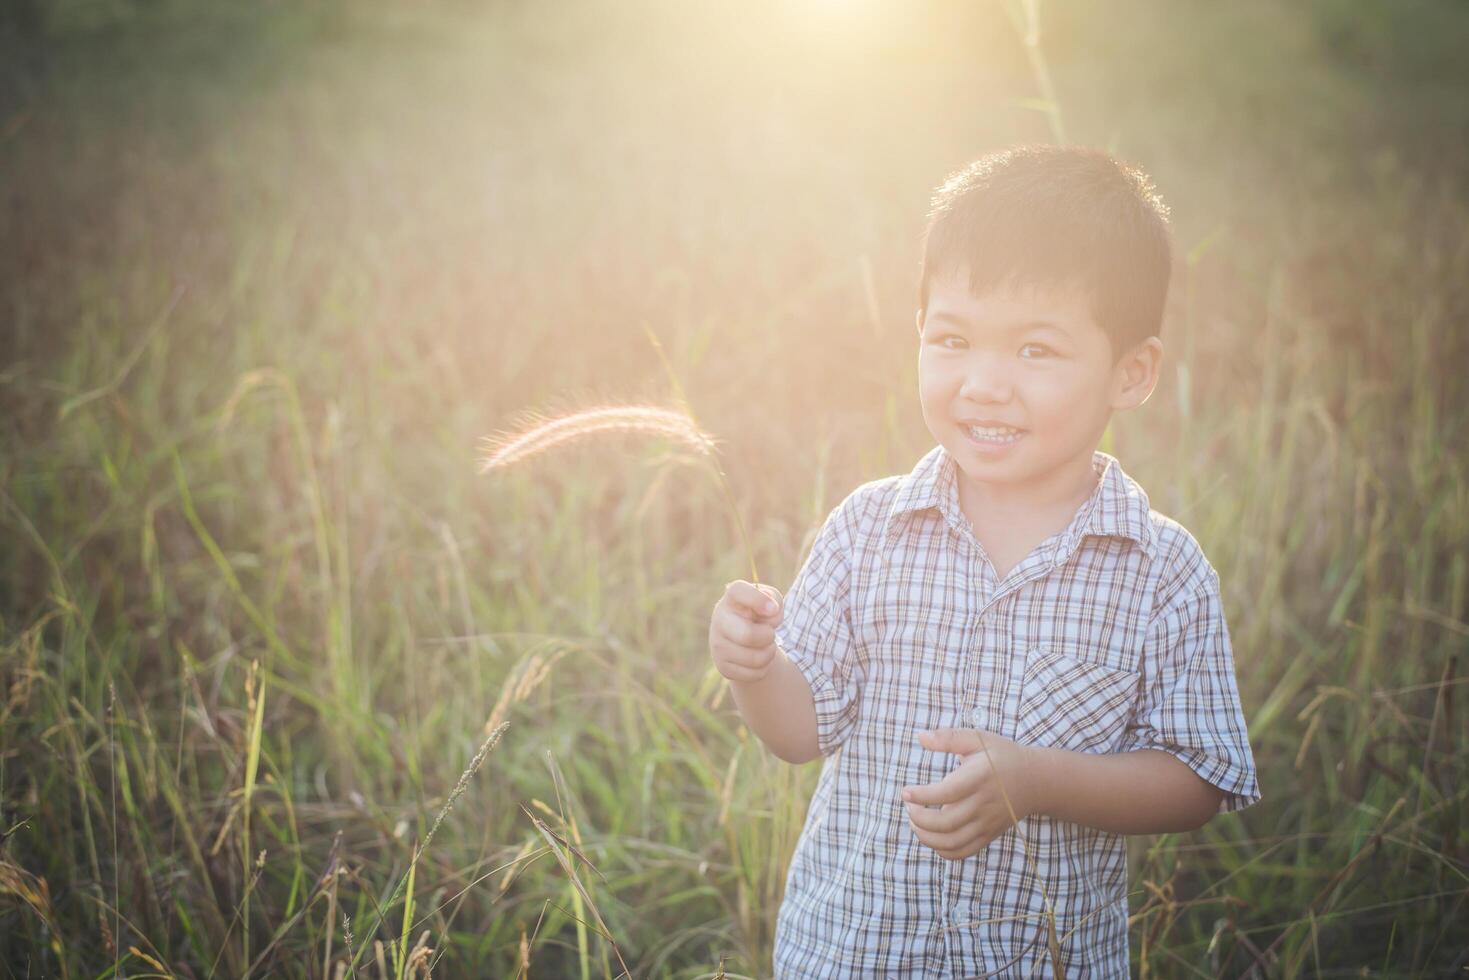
left=1110, top=336, right=1163, bottom=411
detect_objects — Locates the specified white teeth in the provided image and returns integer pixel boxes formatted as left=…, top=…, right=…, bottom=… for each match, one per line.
left=964, top=425, right=1023, bottom=444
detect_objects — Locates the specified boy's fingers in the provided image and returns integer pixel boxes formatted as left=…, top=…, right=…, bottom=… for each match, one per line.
left=717, top=660, right=770, bottom=683
left=901, top=771, right=968, bottom=806
left=717, top=637, right=774, bottom=670
left=749, top=585, right=783, bottom=626
left=726, top=580, right=781, bottom=620
left=745, top=623, right=776, bottom=649
left=919, top=728, right=987, bottom=756
left=905, top=798, right=975, bottom=834
left=716, top=606, right=775, bottom=649
left=715, top=606, right=754, bottom=644
left=908, top=818, right=979, bottom=855
left=922, top=828, right=991, bottom=862
left=900, top=782, right=945, bottom=806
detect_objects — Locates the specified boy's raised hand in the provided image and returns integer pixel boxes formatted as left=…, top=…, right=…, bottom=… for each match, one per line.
left=901, top=729, right=1046, bottom=862
left=709, top=580, right=784, bottom=683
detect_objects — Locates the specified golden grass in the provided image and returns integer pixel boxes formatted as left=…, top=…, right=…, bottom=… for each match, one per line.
left=479, top=406, right=717, bottom=473
left=479, top=402, right=763, bottom=583
left=3, top=0, right=1467, bottom=974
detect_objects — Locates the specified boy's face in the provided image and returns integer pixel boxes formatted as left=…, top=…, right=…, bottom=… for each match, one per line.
left=916, top=268, right=1161, bottom=497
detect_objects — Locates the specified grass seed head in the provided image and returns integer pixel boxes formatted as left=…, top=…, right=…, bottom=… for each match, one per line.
left=479, top=405, right=716, bottom=473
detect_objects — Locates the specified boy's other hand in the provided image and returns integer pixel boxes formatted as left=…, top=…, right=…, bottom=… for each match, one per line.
left=900, top=729, right=1043, bottom=862
left=709, top=580, right=784, bottom=683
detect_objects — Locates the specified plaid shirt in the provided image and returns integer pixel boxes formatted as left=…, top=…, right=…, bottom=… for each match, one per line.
left=771, top=445, right=1260, bottom=978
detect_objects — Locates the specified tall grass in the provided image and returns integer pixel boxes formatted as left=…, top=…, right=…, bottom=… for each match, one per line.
left=2, top=0, right=1467, bottom=975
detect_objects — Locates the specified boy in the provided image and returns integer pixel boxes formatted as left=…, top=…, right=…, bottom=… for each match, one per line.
left=708, top=145, right=1260, bottom=977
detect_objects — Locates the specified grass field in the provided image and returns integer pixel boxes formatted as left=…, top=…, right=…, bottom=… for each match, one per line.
left=2, top=0, right=1467, bottom=975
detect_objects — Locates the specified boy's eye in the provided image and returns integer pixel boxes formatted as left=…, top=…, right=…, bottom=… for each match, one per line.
left=1019, top=343, right=1055, bottom=359
left=935, top=334, right=968, bottom=350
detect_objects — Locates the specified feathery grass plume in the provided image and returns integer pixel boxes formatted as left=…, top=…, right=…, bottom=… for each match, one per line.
left=479, top=402, right=761, bottom=583
left=478, top=405, right=716, bottom=472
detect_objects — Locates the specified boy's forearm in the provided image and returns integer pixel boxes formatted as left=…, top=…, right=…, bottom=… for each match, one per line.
left=727, top=647, right=820, bottom=765
left=1031, top=746, right=1224, bottom=834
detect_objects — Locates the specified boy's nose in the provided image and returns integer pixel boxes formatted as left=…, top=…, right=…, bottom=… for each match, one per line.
left=958, top=359, right=1013, bottom=402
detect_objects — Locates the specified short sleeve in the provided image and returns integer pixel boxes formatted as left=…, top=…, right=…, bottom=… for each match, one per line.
left=773, top=501, right=863, bottom=758
left=1120, top=567, right=1261, bottom=814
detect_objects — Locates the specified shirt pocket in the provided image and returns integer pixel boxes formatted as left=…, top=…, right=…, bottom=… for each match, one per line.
left=1015, top=645, right=1141, bottom=754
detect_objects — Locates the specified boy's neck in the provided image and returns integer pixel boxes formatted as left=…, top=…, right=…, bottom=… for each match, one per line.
left=955, top=448, right=1102, bottom=533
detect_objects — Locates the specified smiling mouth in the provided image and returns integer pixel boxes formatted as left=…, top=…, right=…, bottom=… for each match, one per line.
left=961, top=423, right=1026, bottom=446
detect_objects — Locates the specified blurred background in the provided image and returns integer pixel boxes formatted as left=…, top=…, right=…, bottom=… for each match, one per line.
left=2, top=0, right=1466, bottom=975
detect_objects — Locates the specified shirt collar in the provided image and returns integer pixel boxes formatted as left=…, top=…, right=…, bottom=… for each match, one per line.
left=881, top=445, right=1157, bottom=560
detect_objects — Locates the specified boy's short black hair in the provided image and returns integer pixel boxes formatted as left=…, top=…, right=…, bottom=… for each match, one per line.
left=918, top=145, right=1174, bottom=357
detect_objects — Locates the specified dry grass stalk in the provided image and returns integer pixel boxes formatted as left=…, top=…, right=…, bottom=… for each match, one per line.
left=345, top=723, right=510, bottom=976
left=523, top=808, right=631, bottom=978
left=483, top=646, right=566, bottom=736
left=341, top=912, right=356, bottom=964
left=405, top=930, right=434, bottom=978
left=0, top=860, right=64, bottom=972
left=419, top=722, right=511, bottom=859
left=479, top=405, right=716, bottom=472
left=479, top=401, right=762, bottom=582
left=970, top=730, right=1064, bottom=979
left=516, top=921, right=531, bottom=976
